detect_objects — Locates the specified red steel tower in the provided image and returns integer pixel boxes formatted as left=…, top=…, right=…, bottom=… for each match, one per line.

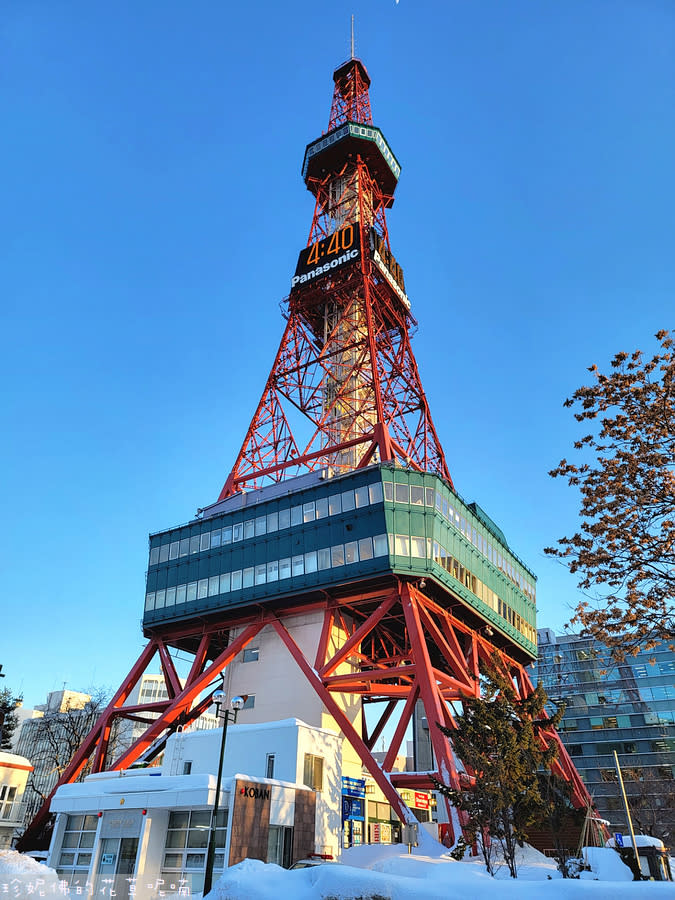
left=19, top=54, right=590, bottom=852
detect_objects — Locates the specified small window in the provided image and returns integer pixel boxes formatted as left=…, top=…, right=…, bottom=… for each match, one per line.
left=318, top=548, right=331, bottom=570
left=345, top=541, right=359, bottom=564
left=159, top=544, right=170, bottom=563
left=219, top=573, right=231, bottom=594
left=373, top=534, right=388, bottom=557
left=211, top=530, right=222, bottom=549
left=355, top=486, right=369, bottom=508
left=200, top=532, right=211, bottom=552
left=303, top=501, right=315, bottom=522
left=231, top=570, right=242, bottom=590
left=145, top=592, right=156, bottom=610
left=303, top=753, right=323, bottom=791
left=166, top=586, right=176, bottom=606
left=244, top=520, right=255, bottom=539
left=176, top=584, right=186, bottom=604
left=187, top=582, right=197, bottom=602
left=255, top=564, right=267, bottom=585
left=329, top=494, right=342, bottom=515
left=222, top=525, right=233, bottom=544
left=243, top=647, right=259, bottom=663
left=243, top=567, right=254, bottom=588
left=341, top=490, right=355, bottom=512
left=291, top=506, right=302, bottom=526
left=395, top=535, right=410, bottom=556
left=316, top=497, right=329, bottom=519
left=304, top=550, right=318, bottom=573
left=197, top=579, right=208, bottom=599
left=183, top=761, right=192, bottom=775
left=410, top=485, right=424, bottom=506
left=383, top=482, right=394, bottom=501
left=208, top=576, right=219, bottom=596
left=233, top=523, right=243, bottom=542
left=369, top=482, right=384, bottom=505
left=425, top=487, right=435, bottom=507
left=179, top=538, right=190, bottom=557
left=190, top=535, right=200, bottom=555
left=292, top=555, right=304, bottom=576
left=266, top=754, right=275, bottom=779
left=394, top=483, right=409, bottom=504
left=267, top=511, right=279, bottom=532
left=267, top=560, right=279, bottom=582
left=279, top=557, right=291, bottom=580
left=169, top=541, right=180, bottom=560
left=358, top=537, right=373, bottom=560
left=278, top=508, right=291, bottom=529
left=331, top=544, right=345, bottom=567
left=243, top=695, right=255, bottom=709
left=255, top=516, right=266, bottom=536
left=149, top=547, right=160, bottom=566
left=411, top=536, right=426, bottom=558
left=155, top=589, right=166, bottom=608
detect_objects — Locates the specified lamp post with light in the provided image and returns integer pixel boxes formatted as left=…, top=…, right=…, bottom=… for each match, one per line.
left=203, top=690, right=246, bottom=896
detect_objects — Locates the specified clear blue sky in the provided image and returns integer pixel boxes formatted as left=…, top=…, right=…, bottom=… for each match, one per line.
left=2, top=1, right=673, bottom=709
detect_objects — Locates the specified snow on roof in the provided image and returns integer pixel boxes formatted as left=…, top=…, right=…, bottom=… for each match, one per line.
left=607, top=834, right=666, bottom=849
left=0, top=750, right=32, bottom=769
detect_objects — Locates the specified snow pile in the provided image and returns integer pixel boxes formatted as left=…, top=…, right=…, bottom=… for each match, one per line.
left=0, top=850, right=60, bottom=897
left=211, top=841, right=673, bottom=899
left=580, top=847, right=633, bottom=882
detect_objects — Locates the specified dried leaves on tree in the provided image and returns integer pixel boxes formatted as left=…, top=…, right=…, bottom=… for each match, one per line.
left=546, top=330, right=675, bottom=657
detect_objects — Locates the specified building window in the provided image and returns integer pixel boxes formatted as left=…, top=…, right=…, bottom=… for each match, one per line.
left=56, top=814, right=98, bottom=887
left=183, top=761, right=192, bottom=775
left=303, top=753, right=324, bottom=791
left=243, top=647, right=259, bottom=663
left=267, top=825, right=294, bottom=868
left=162, top=809, right=227, bottom=895
left=266, top=754, right=275, bottom=779
left=242, top=695, right=255, bottom=709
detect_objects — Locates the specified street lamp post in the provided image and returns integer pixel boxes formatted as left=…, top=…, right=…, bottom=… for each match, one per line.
left=203, top=690, right=246, bottom=897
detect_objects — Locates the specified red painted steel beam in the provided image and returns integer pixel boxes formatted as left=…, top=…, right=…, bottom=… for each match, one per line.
left=365, top=699, right=398, bottom=751
left=320, top=593, right=397, bottom=677
left=112, top=620, right=266, bottom=769
left=270, top=617, right=416, bottom=825
left=383, top=684, right=419, bottom=771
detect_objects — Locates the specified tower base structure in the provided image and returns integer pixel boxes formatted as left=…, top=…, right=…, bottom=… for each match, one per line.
left=19, top=471, right=589, bottom=851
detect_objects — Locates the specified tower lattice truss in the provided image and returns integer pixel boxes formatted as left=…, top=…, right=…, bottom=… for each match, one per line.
left=19, top=55, right=592, bottom=853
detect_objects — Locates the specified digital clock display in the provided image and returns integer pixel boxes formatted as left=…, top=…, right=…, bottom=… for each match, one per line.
left=291, top=224, right=360, bottom=290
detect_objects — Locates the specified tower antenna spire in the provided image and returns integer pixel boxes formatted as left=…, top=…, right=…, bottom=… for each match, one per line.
left=351, top=14, right=354, bottom=58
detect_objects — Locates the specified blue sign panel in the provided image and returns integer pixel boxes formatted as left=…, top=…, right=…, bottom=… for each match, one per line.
left=342, top=776, right=366, bottom=799
left=342, top=797, right=365, bottom=822
left=614, top=833, right=624, bottom=848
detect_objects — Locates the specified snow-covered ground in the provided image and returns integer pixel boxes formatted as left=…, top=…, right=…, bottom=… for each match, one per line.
left=2, top=837, right=672, bottom=900
left=211, top=833, right=672, bottom=900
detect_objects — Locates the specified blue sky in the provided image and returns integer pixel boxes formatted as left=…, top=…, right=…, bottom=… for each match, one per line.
left=2, top=1, right=673, bottom=709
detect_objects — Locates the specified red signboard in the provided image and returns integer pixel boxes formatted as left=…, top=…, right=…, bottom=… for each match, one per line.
left=414, top=792, right=430, bottom=809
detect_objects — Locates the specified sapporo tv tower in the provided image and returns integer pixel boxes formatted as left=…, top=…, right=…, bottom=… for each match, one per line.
left=21, top=49, right=590, bottom=849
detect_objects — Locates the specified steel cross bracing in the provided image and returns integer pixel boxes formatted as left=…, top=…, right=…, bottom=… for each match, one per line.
left=328, top=57, right=373, bottom=129
left=18, top=582, right=590, bottom=851
left=219, top=151, right=450, bottom=498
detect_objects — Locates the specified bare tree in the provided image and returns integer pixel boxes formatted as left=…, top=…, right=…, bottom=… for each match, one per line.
left=546, top=330, right=675, bottom=658
left=18, top=688, right=119, bottom=826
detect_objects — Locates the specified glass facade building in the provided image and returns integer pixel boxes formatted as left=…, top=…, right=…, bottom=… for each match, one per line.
left=534, top=628, right=675, bottom=847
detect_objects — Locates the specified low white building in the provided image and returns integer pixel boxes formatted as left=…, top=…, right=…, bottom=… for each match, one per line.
left=47, top=719, right=342, bottom=898
left=0, top=750, right=33, bottom=849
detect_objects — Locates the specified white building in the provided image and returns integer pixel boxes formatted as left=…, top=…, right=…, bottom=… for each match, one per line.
left=47, top=719, right=342, bottom=898
left=0, top=751, right=33, bottom=849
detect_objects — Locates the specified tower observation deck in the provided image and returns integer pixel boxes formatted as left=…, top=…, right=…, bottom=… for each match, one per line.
left=19, top=53, right=591, bottom=852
